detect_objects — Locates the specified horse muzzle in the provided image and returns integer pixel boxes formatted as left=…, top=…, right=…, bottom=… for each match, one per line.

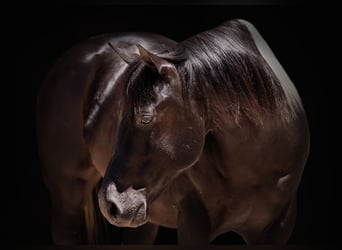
left=98, top=181, right=148, bottom=227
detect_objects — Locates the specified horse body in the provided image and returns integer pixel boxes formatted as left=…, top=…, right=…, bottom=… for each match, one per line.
left=37, top=20, right=309, bottom=245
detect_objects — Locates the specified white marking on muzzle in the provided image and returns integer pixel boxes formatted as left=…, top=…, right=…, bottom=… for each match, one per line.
left=106, top=183, right=147, bottom=215
left=100, top=181, right=148, bottom=227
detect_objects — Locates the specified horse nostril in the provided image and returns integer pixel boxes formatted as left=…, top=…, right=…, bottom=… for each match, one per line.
left=132, top=184, right=145, bottom=190
left=109, top=203, right=118, bottom=218
left=115, top=182, right=129, bottom=193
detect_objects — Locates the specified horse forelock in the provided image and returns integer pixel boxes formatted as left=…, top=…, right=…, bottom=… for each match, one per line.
left=125, top=61, right=161, bottom=109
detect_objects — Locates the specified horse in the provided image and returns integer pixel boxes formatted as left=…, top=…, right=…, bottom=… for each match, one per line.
left=36, top=19, right=310, bottom=245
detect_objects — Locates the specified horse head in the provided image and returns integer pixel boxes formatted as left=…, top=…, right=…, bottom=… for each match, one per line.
left=98, top=44, right=206, bottom=227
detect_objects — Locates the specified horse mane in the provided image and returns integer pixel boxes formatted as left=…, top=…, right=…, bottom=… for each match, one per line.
left=169, top=20, right=292, bottom=124
left=126, top=20, right=292, bottom=125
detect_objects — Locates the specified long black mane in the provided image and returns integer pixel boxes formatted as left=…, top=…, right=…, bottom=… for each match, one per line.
left=171, top=20, right=291, bottom=124
left=127, top=20, right=291, bottom=125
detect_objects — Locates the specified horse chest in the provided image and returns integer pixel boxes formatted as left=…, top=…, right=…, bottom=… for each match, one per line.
left=148, top=194, right=179, bottom=228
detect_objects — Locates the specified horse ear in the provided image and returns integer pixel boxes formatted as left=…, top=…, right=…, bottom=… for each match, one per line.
left=136, top=44, right=177, bottom=79
left=108, top=42, right=138, bottom=64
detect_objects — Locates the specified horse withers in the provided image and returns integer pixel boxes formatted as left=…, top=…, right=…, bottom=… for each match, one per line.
left=36, top=19, right=310, bottom=245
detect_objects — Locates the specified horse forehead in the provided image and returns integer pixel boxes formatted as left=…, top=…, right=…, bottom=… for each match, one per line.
left=153, top=83, right=174, bottom=101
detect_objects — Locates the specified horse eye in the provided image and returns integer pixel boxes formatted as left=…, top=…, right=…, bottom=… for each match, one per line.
left=140, top=114, right=154, bottom=125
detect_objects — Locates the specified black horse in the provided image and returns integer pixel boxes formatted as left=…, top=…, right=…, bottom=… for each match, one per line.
left=36, top=19, right=309, bottom=245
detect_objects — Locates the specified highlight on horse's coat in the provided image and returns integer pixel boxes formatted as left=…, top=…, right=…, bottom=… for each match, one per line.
left=36, top=19, right=310, bottom=245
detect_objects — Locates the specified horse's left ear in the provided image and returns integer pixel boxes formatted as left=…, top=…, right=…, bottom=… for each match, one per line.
left=137, top=44, right=178, bottom=79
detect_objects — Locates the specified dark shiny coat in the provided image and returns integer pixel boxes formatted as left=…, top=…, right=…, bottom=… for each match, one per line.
left=37, top=19, right=309, bottom=245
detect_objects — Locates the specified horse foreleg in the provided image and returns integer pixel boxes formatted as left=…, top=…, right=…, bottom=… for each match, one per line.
left=177, top=193, right=210, bottom=245
left=47, top=168, right=101, bottom=245
left=241, top=195, right=297, bottom=245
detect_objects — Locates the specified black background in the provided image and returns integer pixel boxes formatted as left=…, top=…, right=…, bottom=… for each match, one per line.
left=13, top=1, right=335, bottom=247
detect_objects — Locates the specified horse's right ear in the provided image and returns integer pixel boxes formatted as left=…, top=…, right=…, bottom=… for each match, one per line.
left=108, top=43, right=138, bottom=64
left=136, top=44, right=179, bottom=80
